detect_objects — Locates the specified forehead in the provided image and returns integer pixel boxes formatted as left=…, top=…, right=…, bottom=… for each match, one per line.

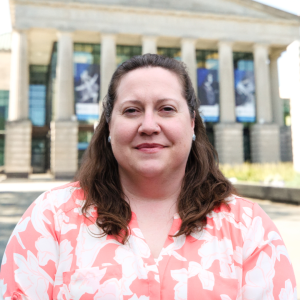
left=115, top=67, right=184, bottom=101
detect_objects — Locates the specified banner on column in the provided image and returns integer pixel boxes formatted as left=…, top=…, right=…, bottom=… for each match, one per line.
left=234, top=70, right=256, bottom=122
left=74, top=52, right=100, bottom=122
left=197, top=69, right=219, bottom=122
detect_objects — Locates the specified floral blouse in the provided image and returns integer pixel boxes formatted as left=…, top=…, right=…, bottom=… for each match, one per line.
left=0, top=182, right=297, bottom=300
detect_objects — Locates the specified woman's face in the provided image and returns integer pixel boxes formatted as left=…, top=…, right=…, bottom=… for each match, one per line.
left=109, top=67, right=195, bottom=180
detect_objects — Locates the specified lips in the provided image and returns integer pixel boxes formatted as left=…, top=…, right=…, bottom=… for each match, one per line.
left=136, top=143, right=164, bottom=149
left=135, top=143, right=165, bottom=153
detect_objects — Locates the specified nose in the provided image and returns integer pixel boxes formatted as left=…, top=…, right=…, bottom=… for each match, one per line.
left=138, top=111, right=161, bottom=136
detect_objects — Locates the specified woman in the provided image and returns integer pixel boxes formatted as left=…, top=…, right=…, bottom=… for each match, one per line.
left=0, top=54, right=297, bottom=300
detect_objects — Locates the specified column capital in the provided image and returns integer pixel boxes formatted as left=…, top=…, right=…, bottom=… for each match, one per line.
left=253, top=43, right=270, bottom=51
left=100, top=32, right=117, bottom=40
left=269, top=49, right=284, bottom=60
left=218, top=40, right=235, bottom=47
left=142, top=35, right=157, bottom=55
left=12, top=26, right=31, bottom=33
left=142, top=35, right=157, bottom=41
left=181, top=37, right=197, bottom=45
left=12, top=28, right=29, bottom=34
left=56, top=30, right=74, bottom=38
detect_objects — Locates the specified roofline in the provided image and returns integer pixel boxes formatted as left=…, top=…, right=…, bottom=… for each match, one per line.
left=231, top=0, right=300, bottom=21
left=9, top=0, right=300, bottom=28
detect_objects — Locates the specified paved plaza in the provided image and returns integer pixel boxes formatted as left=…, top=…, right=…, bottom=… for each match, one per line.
left=0, top=180, right=299, bottom=296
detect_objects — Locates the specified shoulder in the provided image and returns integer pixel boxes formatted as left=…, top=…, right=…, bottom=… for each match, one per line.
left=224, top=194, right=256, bottom=224
left=217, top=195, right=281, bottom=245
left=211, top=194, right=271, bottom=231
left=227, top=194, right=268, bottom=218
left=212, top=195, right=255, bottom=222
left=226, top=195, right=272, bottom=225
left=37, top=181, right=86, bottom=215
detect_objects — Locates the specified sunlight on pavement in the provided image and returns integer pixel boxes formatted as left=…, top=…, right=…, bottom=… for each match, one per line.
left=247, top=197, right=300, bottom=291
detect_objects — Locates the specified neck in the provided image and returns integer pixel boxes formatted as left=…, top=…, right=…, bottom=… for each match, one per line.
left=119, top=169, right=184, bottom=217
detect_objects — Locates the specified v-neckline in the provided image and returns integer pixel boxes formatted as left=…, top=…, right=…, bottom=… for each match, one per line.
left=129, top=211, right=182, bottom=263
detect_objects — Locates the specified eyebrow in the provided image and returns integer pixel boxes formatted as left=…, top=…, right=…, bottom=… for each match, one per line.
left=121, top=98, right=179, bottom=105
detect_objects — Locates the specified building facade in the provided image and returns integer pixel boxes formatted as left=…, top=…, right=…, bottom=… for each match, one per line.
left=0, top=0, right=299, bottom=178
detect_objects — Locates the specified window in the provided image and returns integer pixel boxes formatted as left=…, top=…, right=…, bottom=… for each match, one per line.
left=29, top=65, right=48, bottom=126
left=283, top=99, right=291, bottom=126
left=116, top=45, right=142, bottom=66
left=46, top=43, right=57, bottom=125
left=233, top=53, right=255, bottom=162
left=78, top=129, right=94, bottom=168
left=157, top=47, right=181, bottom=60
left=0, top=90, right=8, bottom=166
left=0, top=90, right=9, bottom=130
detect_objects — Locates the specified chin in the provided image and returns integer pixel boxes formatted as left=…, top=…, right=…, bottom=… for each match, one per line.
left=134, top=163, right=165, bottom=178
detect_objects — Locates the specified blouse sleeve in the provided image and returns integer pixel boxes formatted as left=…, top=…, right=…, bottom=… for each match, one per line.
left=0, top=190, right=60, bottom=300
left=241, top=202, right=297, bottom=299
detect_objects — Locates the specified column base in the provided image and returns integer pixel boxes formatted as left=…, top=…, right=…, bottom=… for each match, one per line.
left=6, top=172, right=29, bottom=178
left=213, top=123, right=244, bottom=164
left=53, top=173, right=77, bottom=180
left=51, top=121, right=78, bottom=179
left=250, top=124, right=280, bottom=163
left=280, top=126, right=293, bottom=162
left=4, top=120, right=32, bottom=176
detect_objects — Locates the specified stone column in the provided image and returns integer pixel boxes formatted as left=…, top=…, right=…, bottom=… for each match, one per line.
left=142, top=36, right=157, bottom=54
left=270, top=51, right=290, bottom=162
left=100, top=34, right=116, bottom=103
left=181, top=38, right=197, bottom=91
left=218, top=41, right=235, bottom=123
left=214, top=41, right=243, bottom=165
left=254, top=44, right=272, bottom=124
left=270, top=51, right=284, bottom=127
left=55, top=32, right=74, bottom=121
left=5, top=30, right=32, bottom=177
left=51, top=31, right=78, bottom=179
left=287, top=41, right=300, bottom=172
left=251, top=43, right=280, bottom=163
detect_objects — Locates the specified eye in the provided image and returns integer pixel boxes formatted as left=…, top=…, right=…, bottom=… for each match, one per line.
left=161, top=106, right=176, bottom=113
left=124, top=107, right=138, bottom=114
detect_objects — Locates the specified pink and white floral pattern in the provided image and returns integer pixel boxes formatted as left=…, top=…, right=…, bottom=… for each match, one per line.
left=0, top=182, right=297, bottom=299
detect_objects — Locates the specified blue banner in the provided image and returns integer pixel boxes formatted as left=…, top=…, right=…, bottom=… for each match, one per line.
left=74, top=52, right=100, bottom=123
left=197, top=68, right=219, bottom=122
left=234, top=70, right=256, bottom=123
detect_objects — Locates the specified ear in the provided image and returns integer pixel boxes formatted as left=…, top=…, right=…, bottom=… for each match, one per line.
left=191, top=111, right=195, bottom=129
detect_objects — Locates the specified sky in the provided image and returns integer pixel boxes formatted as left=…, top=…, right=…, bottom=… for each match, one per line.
left=0, top=0, right=299, bottom=94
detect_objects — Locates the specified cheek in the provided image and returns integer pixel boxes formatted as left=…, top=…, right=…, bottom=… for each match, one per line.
left=165, top=120, right=193, bottom=146
left=111, top=120, right=137, bottom=146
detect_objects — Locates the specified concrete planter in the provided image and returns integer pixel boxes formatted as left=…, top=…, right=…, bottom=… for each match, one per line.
left=234, top=183, right=300, bottom=205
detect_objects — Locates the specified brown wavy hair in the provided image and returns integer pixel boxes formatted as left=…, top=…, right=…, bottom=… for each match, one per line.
left=75, top=54, right=236, bottom=243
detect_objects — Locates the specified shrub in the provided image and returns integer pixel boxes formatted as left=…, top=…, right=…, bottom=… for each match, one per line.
left=220, top=163, right=300, bottom=187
